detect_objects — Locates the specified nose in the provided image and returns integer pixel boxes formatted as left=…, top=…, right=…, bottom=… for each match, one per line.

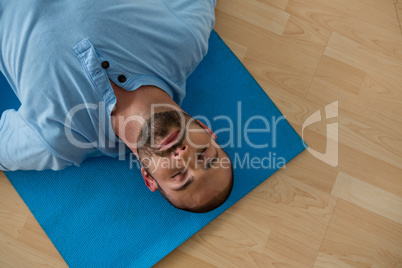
left=173, top=144, right=189, bottom=159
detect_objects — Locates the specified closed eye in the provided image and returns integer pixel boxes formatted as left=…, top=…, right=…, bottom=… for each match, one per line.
left=205, top=148, right=219, bottom=169
left=206, top=157, right=218, bottom=168
left=198, top=147, right=208, bottom=160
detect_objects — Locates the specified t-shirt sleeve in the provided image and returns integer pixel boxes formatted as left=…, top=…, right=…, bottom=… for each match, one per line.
left=161, top=0, right=216, bottom=46
left=0, top=109, right=73, bottom=171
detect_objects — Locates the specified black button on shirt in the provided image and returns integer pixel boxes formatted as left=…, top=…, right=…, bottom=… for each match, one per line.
left=101, top=61, right=110, bottom=69
left=118, top=75, right=127, bottom=83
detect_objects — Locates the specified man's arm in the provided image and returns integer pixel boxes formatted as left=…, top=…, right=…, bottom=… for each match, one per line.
left=0, top=109, right=72, bottom=171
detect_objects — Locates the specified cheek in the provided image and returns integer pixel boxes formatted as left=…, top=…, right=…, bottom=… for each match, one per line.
left=149, top=156, right=174, bottom=175
left=187, top=133, right=210, bottom=148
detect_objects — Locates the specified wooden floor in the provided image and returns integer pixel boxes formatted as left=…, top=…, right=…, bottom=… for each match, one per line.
left=1, top=0, right=402, bottom=267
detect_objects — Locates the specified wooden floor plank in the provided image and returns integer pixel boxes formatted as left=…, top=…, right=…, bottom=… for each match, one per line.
left=17, top=215, right=68, bottom=265
left=256, top=0, right=289, bottom=11
left=216, top=0, right=290, bottom=36
left=394, top=0, right=402, bottom=35
left=315, top=199, right=402, bottom=268
left=286, top=0, right=402, bottom=60
left=220, top=37, right=248, bottom=62
left=0, top=231, right=67, bottom=268
left=324, top=32, right=402, bottom=79
left=332, top=172, right=402, bottom=224
left=0, top=173, right=30, bottom=239
left=339, top=144, right=402, bottom=197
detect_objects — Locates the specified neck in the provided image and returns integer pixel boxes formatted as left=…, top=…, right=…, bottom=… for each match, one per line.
left=109, top=80, right=181, bottom=156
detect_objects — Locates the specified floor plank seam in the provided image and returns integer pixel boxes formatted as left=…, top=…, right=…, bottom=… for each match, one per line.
left=16, top=212, right=31, bottom=241
left=310, top=197, right=339, bottom=268
left=394, top=0, right=402, bottom=36
left=303, top=32, right=333, bottom=99
left=392, top=253, right=402, bottom=268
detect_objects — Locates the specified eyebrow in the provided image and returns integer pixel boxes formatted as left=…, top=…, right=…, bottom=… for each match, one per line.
left=173, top=175, right=194, bottom=191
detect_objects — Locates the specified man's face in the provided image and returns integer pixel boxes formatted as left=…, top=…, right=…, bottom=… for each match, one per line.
left=137, top=111, right=233, bottom=211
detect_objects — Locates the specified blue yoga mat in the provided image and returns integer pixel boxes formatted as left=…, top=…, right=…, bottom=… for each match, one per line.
left=1, top=31, right=306, bottom=267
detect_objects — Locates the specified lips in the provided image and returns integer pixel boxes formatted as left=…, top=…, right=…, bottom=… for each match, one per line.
left=159, top=129, right=180, bottom=150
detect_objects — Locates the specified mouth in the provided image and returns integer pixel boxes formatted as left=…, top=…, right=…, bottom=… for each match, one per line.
left=159, top=129, right=180, bottom=150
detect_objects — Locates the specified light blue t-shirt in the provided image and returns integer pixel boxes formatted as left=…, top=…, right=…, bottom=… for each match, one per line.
left=0, top=0, right=216, bottom=171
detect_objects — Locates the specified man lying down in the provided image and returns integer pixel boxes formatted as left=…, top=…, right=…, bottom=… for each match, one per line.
left=0, top=0, right=234, bottom=213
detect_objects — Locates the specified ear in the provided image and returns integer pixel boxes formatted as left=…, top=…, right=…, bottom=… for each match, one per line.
left=197, top=120, right=217, bottom=140
left=141, top=167, right=158, bottom=192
